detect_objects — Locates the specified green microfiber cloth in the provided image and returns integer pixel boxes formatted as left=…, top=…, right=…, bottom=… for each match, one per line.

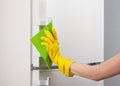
left=30, top=21, right=53, bottom=68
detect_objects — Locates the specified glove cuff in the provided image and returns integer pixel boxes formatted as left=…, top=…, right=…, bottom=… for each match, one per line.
left=58, top=55, right=75, bottom=77
left=64, top=58, right=75, bottom=77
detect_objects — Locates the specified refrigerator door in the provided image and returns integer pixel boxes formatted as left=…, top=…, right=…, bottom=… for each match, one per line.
left=46, top=0, right=104, bottom=63
left=50, top=70, right=103, bottom=86
left=32, top=0, right=104, bottom=86
left=32, top=69, right=103, bottom=86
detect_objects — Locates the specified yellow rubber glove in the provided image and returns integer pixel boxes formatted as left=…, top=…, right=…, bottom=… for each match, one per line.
left=41, top=27, right=74, bottom=77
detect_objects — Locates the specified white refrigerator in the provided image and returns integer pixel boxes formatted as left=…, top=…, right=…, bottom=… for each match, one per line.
left=32, top=0, right=104, bottom=86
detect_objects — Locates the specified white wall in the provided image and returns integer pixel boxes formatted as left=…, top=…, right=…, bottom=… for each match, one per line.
left=0, top=0, right=31, bottom=86
left=104, top=0, right=120, bottom=86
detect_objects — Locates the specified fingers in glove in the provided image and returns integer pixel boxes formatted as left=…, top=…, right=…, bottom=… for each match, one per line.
left=52, top=27, right=58, bottom=40
left=48, top=44, right=58, bottom=61
left=41, top=37, right=53, bottom=46
left=44, top=30, right=54, bottom=43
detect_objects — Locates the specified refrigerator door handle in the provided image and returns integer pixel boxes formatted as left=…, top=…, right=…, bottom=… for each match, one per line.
left=87, top=62, right=102, bottom=66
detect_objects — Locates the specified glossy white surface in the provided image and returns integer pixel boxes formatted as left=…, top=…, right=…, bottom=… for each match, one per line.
left=46, top=0, right=104, bottom=63
left=32, top=0, right=104, bottom=86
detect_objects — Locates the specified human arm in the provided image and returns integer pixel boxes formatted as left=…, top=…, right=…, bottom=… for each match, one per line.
left=70, top=53, right=120, bottom=81
left=41, top=28, right=120, bottom=81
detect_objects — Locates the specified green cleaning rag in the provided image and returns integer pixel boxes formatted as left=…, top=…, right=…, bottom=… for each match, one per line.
left=30, top=21, right=53, bottom=68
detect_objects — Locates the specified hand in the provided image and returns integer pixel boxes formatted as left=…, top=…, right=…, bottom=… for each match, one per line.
left=41, top=27, right=59, bottom=63
left=41, top=27, right=74, bottom=77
